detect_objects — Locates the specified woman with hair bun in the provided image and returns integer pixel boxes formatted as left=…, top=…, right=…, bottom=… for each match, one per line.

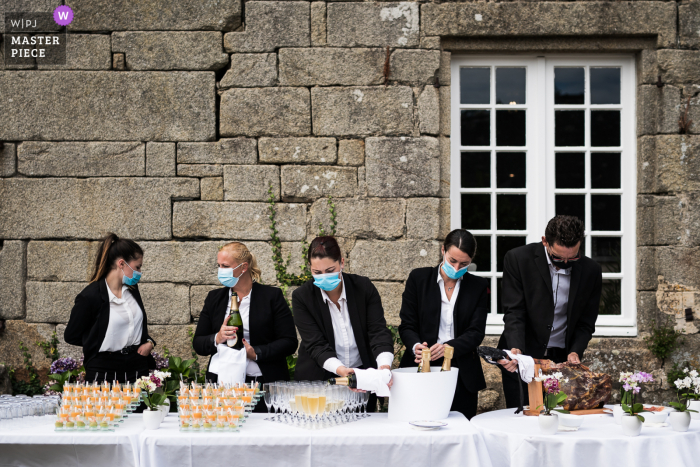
left=398, top=229, right=489, bottom=420
left=64, top=233, right=156, bottom=384
left=193, top=242, right=297, bottom=411
left=292, top=236, right=395, bottom=412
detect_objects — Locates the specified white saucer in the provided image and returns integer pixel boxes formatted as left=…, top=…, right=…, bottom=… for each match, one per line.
left=409, top=420, right=448, bottom=431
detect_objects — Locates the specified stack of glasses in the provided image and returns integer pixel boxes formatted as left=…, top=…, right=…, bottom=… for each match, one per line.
left=175, top=381, right=263, bottom=432
left=0, top=394, right=61, bottom=431
left=54, top=381, right=141, bottom=431
left=263, top=381, right=371, bottom=429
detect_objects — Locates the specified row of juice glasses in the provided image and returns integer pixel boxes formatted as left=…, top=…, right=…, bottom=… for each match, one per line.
left=55, top=381, right=141, bottom=431
left=175, top=381, right=263, bottom=432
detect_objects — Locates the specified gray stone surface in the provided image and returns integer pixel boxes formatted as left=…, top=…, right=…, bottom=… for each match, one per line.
left=138, top=283, right=190, bottom=325
left=178, top=164, right=223, bottom=177
left=658, top=50, right=700, bottom=84
left=224, top=165, right=280, bottom=201
left=281, top=165, right=357, bottom=201
left=0, top=320, right=56, bottom=375
left=310, top=198, right=406, bottom=239
left=418, top=86, right=440, bottom=135
left=0, top=143, right=16, bottom=177
left=259, top=138, right=337, bottom=164
left=220, top=54, right=277, bottom=88
left=439, top=85, right=450, bottom=136
left=0, top=71, right=216, bottom=141
left=220, top=88, right=311, bottom=137
left=148, top=324, right=210, bottom=367
left=365, top=137, right=440, bottom=197
left=438, top=136, right=450, bottom=198
left=66, top=0, right=241, bottom=31
left=348, top=240, right=440, bottom=281
left=17, top=142, right=145, bottom=177
left=422, top=2, right=677, bottom=48
left=637, top=85, right=681, bottom=136
left=0, top=241, right=27, bottom=320
left=26, top=281, right=86, bottom=323
left=374, top=281, right=405, bottom=326
left=327, top=2, right=419, bottom=48
left=177, top=139, right=257, bottom=164
left=311, top=86, right=414, bottom=136
left=654, top=136, right=700, bottom=193
left=656, top=247, right=700, bottom=287
left=146, top=142, right=176, bottom=177
left=406, top=198, right=442, bottom=240
left=37, top=34, right=111, bottom=70
left=190, top=285, right=219, bottom=319
left=637, top=247, right=657, bottom=291
left=0, top=178, right=199, bottom=240
left=337, top=140, right=365, bottom=167
left=390, top=49, right=440, bottom=85
left=201, top=177, right=224, bottom=201
left=279, top=48, right=384, bottom=86
left=173, top=202, right=306, bottom=241
left=27, top=241, right=99, bottom=282
left=639, top=49, right=658, bottom=85
left=680, top=1, right=700, bottom=48
left=112, top=32, right=228, bottom=71
left=311, top=2, right=327, bottom=46
left=224, top=1, right=310, bottom=52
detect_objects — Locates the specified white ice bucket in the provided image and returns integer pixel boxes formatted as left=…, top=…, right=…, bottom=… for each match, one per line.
left=388, top=367, right=459, bottom=422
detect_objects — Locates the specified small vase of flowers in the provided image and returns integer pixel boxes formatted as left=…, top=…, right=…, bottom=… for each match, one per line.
left=534, top=371, right=569, bottom=435
left=619, top=371, right=654, bottom=437
left=137, top=371, right=171, bottom=429
left=669, top=369, right=699, bottom=432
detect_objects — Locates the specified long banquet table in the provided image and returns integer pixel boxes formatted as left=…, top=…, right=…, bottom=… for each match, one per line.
left=0, top=412, right=493, bottom=467
left=471, top=408, right=700, bottom=467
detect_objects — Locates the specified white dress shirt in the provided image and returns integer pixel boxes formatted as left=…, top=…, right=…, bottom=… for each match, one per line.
left=99, top=280, right=144, bottom=352
left=412, top=267, right=462, bottom=355
left=545, top=245, right=572, bottom=349
left=321, top=274, right=394, bottom=375
left=210, top=288, right=262, bottom=377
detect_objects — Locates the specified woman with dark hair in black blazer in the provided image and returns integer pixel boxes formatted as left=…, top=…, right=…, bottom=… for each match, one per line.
left=193, top=242, right=298, bottom=412
left=398, top=229, right=489, bottom=420
left=64, top=233, right=156, bottom=385
left=292, top=236, right=395, bottom=412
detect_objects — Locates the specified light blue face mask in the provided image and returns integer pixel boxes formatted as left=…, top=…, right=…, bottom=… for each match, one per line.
left=218, top=263, right=245, bottom=288
left=441, top=255, right=469, bottom=280
left=312, top=271, right=342, bottom=292
left=122, top=262, right=142, bottom=286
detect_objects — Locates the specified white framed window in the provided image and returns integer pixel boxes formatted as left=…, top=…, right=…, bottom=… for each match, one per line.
left=450, top=55, right=636, bottom=337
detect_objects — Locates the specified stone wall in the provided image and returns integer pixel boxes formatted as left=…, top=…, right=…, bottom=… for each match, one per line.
left=1, top=0, right=699, bottom=411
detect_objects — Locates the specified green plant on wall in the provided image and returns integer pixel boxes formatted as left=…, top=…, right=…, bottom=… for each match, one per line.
left=644, top=319, right=684, bottom=367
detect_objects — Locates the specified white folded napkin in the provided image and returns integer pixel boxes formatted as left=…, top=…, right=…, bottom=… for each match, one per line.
left=353, top=368, right=392, bottom=397
left=505, top=350, right=535, bottom=383
left=558, top=425, right=579, bottom=432
left=214, top=344, right=247, bottom=386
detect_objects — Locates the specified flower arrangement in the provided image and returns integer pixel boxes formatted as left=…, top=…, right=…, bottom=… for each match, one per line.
left=152, top=351, right=169, bottom=370
left=534, top=372, right=570, bottom=415
left=619, top=371, right=654, bottom=421
left=45, top=356, right=85, bottom=395
left=671, top=368, right=700, bottom=413
left=137, top=371, right=172, bottom=411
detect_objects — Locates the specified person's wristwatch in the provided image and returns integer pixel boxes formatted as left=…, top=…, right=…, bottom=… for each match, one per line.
left=146, top=338, right=155, bottom=348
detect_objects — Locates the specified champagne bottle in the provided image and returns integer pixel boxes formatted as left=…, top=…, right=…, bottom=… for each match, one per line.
left=226, top=292, right=244, bottom=350
left=440, top=344, right=454, bottom=372
left=327, top=373, right=357, bottom=389
left=417, top=348, right=431, bottom=373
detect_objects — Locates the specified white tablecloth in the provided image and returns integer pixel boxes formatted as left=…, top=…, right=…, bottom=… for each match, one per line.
left=471, top=408, right=700, bottom=467
left=139, top=412, right=493, bottom=467
left=0, top=415, right=143, bottom=467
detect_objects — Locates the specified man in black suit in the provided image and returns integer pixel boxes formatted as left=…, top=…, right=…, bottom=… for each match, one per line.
left=497, top=215, right=603, bottom=409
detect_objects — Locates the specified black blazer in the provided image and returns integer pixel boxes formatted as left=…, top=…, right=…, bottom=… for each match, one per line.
left=292, top=273, right=394, bottom=382
left=497, top=242, right=603, bottom=359
left=64, top=280, right=156, bottom=368
left=398, top=266, right=489, bottom=393
left=192, top=282, right=298, bottom=383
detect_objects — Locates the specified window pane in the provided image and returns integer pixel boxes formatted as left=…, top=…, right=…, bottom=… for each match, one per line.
left=591, top=111, right=620, bottom=147
left=599, top=279, right=621, bottom=315
left=591, top=195, right=621, bottom=231
left=474, top=236, right=491, bottom=272
left=497, top=277, right=504, bottom=314
left=555, top=111, right=585, bottom=147
left=461, top=110, right=490, bottom=146
left=496, top=68, right=526, bottom=105
left=461, top=194, right=491, bottom=230
left=591, top=153, right=621, bottom=189
left=496, top=152, right=526, bottom=188
left=556, top=194, right=585, bottom=222
left=461, top=152, right=490, bottom=188
left=590, top=68, right=620, bottom=105
left=554, top=67, right=585, bottom=105
left=592, top=237, right=621, bottom=273
left=497, top=236, right=527, bottom=271
left=460, top=67, right=490, bottom=104
left=555, top=152, right=585, bottom=188
left=496, top=194, right=526, bottom=230
left=496, top=110, right=526, bottom=147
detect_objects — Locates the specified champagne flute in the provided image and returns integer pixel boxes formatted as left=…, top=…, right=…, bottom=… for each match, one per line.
left=362, top=391, right=370, bottom=418
left=263, top=383, right=273, bottom=420
left=269, top=383, right=280, bottom=422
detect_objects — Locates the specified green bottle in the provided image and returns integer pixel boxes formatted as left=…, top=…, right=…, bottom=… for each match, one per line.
left=226, top=292, right=244, bottom=350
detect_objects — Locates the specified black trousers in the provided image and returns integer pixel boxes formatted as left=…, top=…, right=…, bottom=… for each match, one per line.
left=452, top=379, right=479, bottom=420
left=500, top=347, right=567, bottom=409
left=85, top=351, right=151, bottom=413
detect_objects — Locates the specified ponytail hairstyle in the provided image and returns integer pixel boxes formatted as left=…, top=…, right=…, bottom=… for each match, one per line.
left=308, top=236, right=343, bottom=264
left=218, top=242, right=262, bottom=283
left=89, top=233, right=144, bottom=283
left=443, top=229, right=477, bottom=259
